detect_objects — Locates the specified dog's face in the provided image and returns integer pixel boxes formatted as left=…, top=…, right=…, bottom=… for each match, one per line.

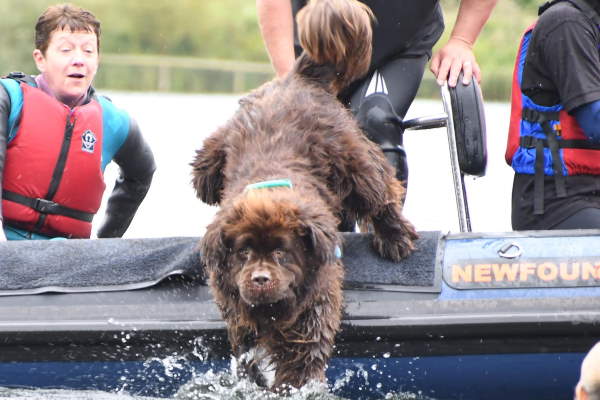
left=201, top=190, right=340, bottom=314
left=231, top=230, right=306, bottom=306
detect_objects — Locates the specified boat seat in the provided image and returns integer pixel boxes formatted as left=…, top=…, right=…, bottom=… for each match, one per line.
left=449, top=72, right=488, bottom=177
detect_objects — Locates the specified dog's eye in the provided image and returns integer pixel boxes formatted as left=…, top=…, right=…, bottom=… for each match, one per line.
left=273, top=248, right=287, bottom=262
left=237, top=247, right=251, bottom=258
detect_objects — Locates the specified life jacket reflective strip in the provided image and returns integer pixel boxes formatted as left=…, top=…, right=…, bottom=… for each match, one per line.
left=505, top=3, right=600, bottom=214
left=2, top=83, right=105, bottom=238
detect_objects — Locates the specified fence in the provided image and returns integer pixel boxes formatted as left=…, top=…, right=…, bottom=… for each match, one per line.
left=95, top=53, right=512, bottom=101
left=96, top=53, right=275, bottom=94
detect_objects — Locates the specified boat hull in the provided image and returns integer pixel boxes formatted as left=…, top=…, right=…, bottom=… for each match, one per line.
left=0, top=230, right=599, bottom=398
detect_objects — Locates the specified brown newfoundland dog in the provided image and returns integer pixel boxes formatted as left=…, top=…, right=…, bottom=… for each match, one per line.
left=191, top=0, right=417, bottom=391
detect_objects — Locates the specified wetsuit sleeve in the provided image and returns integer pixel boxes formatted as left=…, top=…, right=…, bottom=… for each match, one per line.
left=0, top=83, right=10, bottom=223
left=96, top=117, right=156, bottom=238
left=573, top=99, right=600, bottom=143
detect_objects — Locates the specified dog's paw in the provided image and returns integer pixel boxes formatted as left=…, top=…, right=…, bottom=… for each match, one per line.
left=372, top=223, right=418, bottom=262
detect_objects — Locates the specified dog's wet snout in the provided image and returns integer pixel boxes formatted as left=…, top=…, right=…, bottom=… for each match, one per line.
left=251, top=269, right=272, bottom=286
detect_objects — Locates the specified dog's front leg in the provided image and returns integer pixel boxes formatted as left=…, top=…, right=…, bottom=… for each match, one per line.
left=370, top=198, right=418, bottom=261
left=366, top=174, right=418, bottom=261
left=269, top=297, right=341, bottom=391
left=229, top=328, right=273, bottom=387
left=342, top=146, right=418, bottom=261
left=271, top=341, right=328, bottom=391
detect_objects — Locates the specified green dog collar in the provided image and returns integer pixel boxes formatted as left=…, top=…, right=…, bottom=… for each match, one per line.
left=245, top=179, right=293, bottom=191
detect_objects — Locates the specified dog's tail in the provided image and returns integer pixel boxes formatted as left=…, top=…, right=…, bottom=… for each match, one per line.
left=294, top=0, right=373, bottom=94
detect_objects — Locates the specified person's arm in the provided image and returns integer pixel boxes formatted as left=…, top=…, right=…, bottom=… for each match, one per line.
left=430, top=0, right=498, bottom=87
left=0, top=84, right=9, bottom=241
left=574, top=100, right=600, bottom=143
left=256, top=0, right=296, bottom=78
left=96, top=117, right=155, bottom=238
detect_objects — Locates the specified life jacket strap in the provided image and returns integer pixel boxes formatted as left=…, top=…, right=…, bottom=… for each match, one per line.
left=521, top=108, right=560, bottom=123
left=520, top=136, right=600, bottom=150
left=2, top=71, right=37, bottom=87
left=2, top=190, right=94, bottom=222
left=543, top=121, right=567, bottom=199
left=521, top=108, right=569, bottom=214
left=534, top=139, right=546, bottom=215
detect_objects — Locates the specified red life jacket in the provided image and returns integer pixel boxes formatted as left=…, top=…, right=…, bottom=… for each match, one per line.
left=2, top=83, right=105, bottom=238
left=505, top=23, right=600, bottom=177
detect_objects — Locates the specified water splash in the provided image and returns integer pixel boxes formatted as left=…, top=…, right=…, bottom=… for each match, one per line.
left=0, top=335, right=437, bottom=399
left=0, top=387, right=161, bottom=400
left=174, top=370, right=344, bottom=400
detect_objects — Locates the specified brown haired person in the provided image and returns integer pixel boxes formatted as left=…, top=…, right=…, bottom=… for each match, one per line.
left=506, top=0, right=600, bottom=230
left=575, top=342, right=600, bottom=400
left=0, top=4, right=155, bottom=241
left=256, top=0, right=497, bottom=230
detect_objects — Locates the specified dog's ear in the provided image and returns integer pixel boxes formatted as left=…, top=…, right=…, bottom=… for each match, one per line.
left=191, top=131, right=227, bottom=205
left=298, top=209, right=340, bottom=267
left=199, top=218, right=231, bottom=273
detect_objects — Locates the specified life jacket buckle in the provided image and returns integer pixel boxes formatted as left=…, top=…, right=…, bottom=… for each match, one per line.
left=521, top=136, right=536, bottom=148
left=33, top=198, right=55, bottom=214
left=553, top=123, right=561, bottom=134
left=7, top=71, right=26, bottom=79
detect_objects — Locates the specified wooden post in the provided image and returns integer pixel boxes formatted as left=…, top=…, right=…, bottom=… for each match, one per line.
left=233, top=71, right=244, bottom=93
left=158, top=64, right=171, bottom=92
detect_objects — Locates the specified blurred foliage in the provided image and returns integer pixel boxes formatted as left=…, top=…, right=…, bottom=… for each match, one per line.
left=0, top=0, right=267, bottom=72
left=0, top=0, right=540, bottom=100
left=421, top=0, right=539, bottom=101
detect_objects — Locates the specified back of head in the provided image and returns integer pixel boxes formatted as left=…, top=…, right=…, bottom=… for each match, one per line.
left=577, top=342, right=600, bottom=400
left=295, top=0, right=373, bottom=93
left=35, top=3, right=101, bottom=54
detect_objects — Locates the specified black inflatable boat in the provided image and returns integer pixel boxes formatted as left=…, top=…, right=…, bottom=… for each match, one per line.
left=0, top=229, right=599, bottom=399
left=1, top=75, right=597, bottom=400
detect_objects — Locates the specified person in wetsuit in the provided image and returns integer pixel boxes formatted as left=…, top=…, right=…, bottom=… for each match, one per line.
left=505, top=0, right=600, bottom=230
left=0, top=4, right=156, bottom=241
left=256, top=0, right=497, bottom=229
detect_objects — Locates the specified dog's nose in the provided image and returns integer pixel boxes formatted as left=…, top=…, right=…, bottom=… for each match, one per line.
left=251, top=270, right=271, bottom=286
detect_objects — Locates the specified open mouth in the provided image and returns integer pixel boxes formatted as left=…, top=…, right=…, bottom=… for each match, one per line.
left=67, top=73, right=85, bottom=79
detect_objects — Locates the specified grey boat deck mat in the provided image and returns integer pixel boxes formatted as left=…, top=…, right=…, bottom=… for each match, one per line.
left=0, top=231, right=440, bottom=295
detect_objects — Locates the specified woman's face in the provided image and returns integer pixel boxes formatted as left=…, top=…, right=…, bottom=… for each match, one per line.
left=33, top=28, right=99, bottom=105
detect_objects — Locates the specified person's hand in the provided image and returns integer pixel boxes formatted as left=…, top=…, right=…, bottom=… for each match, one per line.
left=430, top=36, right=481, bottom=87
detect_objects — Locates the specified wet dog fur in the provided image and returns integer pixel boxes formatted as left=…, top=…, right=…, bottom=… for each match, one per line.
left=191, top=0, right=417, bottom=391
